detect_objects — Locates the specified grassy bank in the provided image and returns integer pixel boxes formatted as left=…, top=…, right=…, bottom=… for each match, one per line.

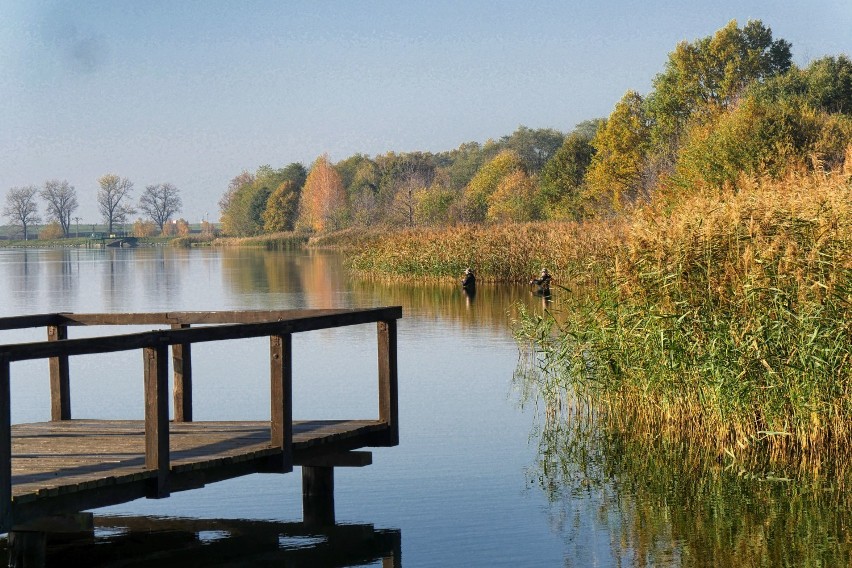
left=514, top=165, right=852, bottom=464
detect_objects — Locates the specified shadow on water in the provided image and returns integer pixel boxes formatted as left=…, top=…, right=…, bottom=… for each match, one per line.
left=515, top=365, right=852, bottom=567
left=0, top=516, right=401, bottom=568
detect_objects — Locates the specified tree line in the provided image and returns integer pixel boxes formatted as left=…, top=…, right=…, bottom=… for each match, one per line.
left=220, top=20, right=852, bottom=237
left=2, top=175, right=184, bottom=240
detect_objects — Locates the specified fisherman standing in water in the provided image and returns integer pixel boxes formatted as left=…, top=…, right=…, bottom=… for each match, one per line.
left=529, top=268, right=552, bottom=295
left=461, top=267, right=476, bottom=290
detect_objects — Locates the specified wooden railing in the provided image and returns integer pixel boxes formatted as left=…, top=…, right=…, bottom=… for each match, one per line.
left=0, top=308, right=401, bottom=526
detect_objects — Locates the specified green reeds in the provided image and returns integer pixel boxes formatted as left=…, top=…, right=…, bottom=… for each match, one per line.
left=515, top=165, right=852, bottom=464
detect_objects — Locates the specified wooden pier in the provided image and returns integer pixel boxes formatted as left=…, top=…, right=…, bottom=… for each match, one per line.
left=0, top=308, right=401, bottom=548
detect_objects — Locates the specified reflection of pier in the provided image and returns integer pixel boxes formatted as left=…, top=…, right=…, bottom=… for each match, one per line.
left=0, top=308, right=401, bottom=566
left=3, top=515, right=401, bottom=567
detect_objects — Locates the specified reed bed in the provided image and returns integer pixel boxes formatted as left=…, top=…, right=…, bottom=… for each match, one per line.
left=211, top=231, right=309, bottom=250
left=346, top=221, right=622, bottom=283
left=515, top=164, right=852, bottom=465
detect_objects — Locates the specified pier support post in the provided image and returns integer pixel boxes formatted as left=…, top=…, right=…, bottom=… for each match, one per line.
left=302, top=466, right=335, bottom=527
left=171, top=324, right=192, bottom=423
left=144, top=345, right=170, bottom=498
left=47, top=324, right=70, bottom=421
left=7, top=531, right=45, bottom=568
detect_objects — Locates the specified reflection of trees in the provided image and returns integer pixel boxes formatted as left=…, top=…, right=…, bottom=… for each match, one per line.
left=43, top=249, right=76, bottom=294
left=222, top=249, right=556, bottom=327
left=519, top=365, right=852, bottom=567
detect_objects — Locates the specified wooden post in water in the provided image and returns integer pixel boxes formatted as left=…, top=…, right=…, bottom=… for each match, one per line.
left=377, top=320, right=399, bottom=446
left=47, top=324, right=70, bottom=421
left=144, top=345, right=170, bottom=498
left=270, top=333, right=293, bottom=473
left=302, top=466, right=335, bottom=527
left=0, top=354, right=11, bottom=531
left=171, top=323, right=192, bottom=422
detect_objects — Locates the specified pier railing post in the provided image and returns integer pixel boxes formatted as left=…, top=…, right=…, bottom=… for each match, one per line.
left=377, top=320, right=399, bottom=446
left=171, top=323, right=192, bottom=422
left=0, top=355, right=11, bottom=531
left=47, top=324, right=71, bottom=421
left=144, top=344, right=170, bottom=498
left=270, top=333, right=293, bottom=473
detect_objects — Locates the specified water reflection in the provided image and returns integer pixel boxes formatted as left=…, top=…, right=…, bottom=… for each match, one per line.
left=521, top=386, right=852, bottom=567
left=0, top=516, right=401, bottom=568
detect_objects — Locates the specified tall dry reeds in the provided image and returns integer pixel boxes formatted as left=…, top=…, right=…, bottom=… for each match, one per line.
left=345, top=221, right=623, bottom=283
left=515, top=164, right=852, bottom=465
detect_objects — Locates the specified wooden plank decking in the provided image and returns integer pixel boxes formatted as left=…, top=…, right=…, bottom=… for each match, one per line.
left=0, top=308, right=401, bottom=532
left=11, top=419, right=386, bottom=501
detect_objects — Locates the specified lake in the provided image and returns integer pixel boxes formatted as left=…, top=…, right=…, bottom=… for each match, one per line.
left=0, top=247, right=849, bottom=567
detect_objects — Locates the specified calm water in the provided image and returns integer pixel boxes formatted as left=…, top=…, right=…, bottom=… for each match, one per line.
left=0, top=247, right=850, bottom=567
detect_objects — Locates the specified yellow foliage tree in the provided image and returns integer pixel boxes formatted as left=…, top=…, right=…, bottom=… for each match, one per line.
left=486, top=170, right=539, bottom=223
left=297, top=155, right=347, bottom=232
left=462, top=150, right=525, bottom=222
left=585, top=91, right=651, bottom=212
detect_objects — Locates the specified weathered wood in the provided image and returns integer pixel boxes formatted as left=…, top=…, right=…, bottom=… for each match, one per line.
left=12, top=512, right=93, bottom=533
left=377, top=320, right=399, bottom=446
left=302, top=466, right=335, bottom=527
left=296, top=450, right=372, bottom=468
left=0, top=307, right=401, bottom=530
left=171, top=323, right=192, bottom=423
left=1, top=307, right=402, bottom=363
left=47, top=324, right=71, bottom=421
left=143, top=345, right=170, bottom=498
left=0, top=355, right=11, bottom=530
left=0, top=314, right=64, bottom=332
left=270, top=333, right=293, bottom=472
left=8, top=530, right=46, bottom=568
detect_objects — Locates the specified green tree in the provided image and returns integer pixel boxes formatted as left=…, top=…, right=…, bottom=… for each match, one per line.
left=539, top=132, right=596, bottom=219
left=499, top=125, right=565, bottom=174
left=585, top=91, right=651, bottom=211
left=750, top=55, right=852, bottom=116
left=219, top=171, right=255, bottom=236
left=647, top=19, right=792, bottom=146
left=414, top=185, right=458, bottom=226
left=675, top=97, right=852, bottom=189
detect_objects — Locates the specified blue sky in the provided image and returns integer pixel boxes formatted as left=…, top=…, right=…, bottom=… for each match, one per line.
left=1, top=1, right=850, bottom=223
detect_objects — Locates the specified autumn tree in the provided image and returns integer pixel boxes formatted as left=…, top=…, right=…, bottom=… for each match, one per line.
left=585, top=91, right=652, bottom=211
left=97, top=174, right=135, bottom=233
left=262, top=180, right=300, bottom=232
left=139, top=183, right=182, bottom=233
left=462, top=150, right=525, bottom=222
left=486, top=170, right=539, bottom=223
left=2, top=186, right=41, bottom=240
left=297, top=155, right=347, bottom=232
left=40, top=179, right=78, bottom=237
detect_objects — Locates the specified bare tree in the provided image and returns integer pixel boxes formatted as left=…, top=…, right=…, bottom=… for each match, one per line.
left=97, top=174, right=135, bottom=233
left=40, top=179, right=79, bottom=237
left=2, top=186, right=41, bottom=240
left=139, top=183, right=182, bottom=232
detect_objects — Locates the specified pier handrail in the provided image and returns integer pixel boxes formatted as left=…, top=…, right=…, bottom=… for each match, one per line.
left=0, top=307, right=401, bottom=529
